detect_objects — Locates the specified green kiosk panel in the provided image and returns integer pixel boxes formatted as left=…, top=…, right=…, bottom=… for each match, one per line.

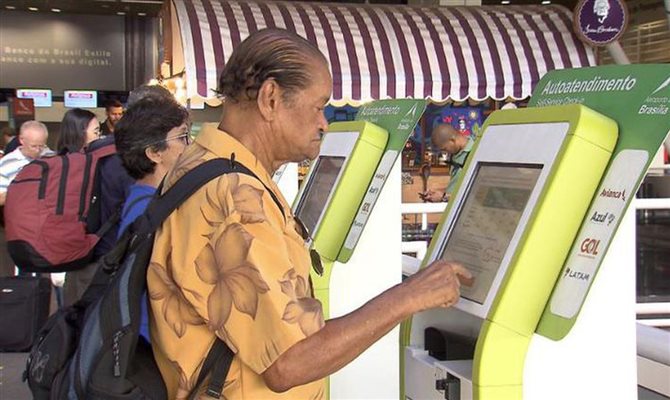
left=293, top=121, right=388, bottom=321
left=403, top=104, right=618, bottom=400
left=294, top=121, right=388, bottom=262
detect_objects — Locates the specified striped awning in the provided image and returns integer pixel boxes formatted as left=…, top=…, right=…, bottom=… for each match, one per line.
left=171, top=0, right=596, bottom=105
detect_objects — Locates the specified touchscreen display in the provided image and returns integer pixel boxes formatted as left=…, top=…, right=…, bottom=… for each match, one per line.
left=439, top=163, right=542, bottom=304
left=296, top=156, right=346, bottom=236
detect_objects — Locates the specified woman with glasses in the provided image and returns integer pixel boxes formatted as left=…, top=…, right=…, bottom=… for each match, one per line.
left=113, top=95, right=190, bottom=341
left=114, top=96, right=190, bottom=237
left=57, top=108, right=101, bottom=154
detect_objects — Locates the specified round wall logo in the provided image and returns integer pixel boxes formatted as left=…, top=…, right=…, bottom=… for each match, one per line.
left=574, top=0, right=628, bottom=46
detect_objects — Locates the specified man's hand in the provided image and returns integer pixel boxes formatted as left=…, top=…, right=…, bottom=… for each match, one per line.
left=418, top=189, right=445, bottom=203
left=401, top=260, right=473, bottom=312
left=0, top=191, right=6, bottom=206
left=262, top=261, right=473, bottom=392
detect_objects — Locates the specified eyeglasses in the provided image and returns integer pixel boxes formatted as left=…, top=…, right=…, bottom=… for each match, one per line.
left=145, top=132, right=191, bottom=149
left=24, top=143, right=46, bottom=151
left=293, top=215, right=324, bottom=276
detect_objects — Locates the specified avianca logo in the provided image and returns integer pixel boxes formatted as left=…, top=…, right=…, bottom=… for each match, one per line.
left=600, top=188, right=626, bottom=202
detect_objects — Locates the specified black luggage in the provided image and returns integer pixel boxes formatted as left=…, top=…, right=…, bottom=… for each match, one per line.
left=0, top=275, right=51, bottom=351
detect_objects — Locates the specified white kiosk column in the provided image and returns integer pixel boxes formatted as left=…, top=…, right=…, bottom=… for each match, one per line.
left=329, top=158, right=402, bottom=400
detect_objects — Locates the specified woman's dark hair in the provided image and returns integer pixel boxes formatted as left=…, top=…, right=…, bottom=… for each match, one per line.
left=57, top=108, right=97, bottom=153
left=217, top=28, right=327, bottom=103
left=114, top=97, right=189, bottom=180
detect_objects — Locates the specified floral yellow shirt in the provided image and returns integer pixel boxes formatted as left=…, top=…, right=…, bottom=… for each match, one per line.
left=148, top=124, right=325, bottom=399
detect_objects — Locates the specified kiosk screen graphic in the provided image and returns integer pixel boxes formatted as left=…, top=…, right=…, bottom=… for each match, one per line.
left=296, top=156, right=346, bottom=236
left=438, top=163, right=542, bottom=304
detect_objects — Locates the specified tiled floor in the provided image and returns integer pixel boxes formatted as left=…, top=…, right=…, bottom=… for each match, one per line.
left=0, top=352, right=30, bottom=400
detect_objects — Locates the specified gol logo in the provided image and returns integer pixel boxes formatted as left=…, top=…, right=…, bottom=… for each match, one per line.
left=580, top=238, right=601, bottom=256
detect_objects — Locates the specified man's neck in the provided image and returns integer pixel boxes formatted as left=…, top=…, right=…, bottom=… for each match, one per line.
left=106, top=119, right=114, bottom=133
left=218, top=104, right=281, bottom=174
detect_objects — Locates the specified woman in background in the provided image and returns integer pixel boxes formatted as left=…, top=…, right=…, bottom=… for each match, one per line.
left=59, top=108, right=100, bottom=307
left=57, top=108, right=100, bottom=153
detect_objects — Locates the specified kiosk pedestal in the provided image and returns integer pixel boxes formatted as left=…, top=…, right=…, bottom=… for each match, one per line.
left=328, top=159, right=402, bottom=400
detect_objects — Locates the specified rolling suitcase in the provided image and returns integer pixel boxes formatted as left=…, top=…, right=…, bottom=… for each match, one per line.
left=0, top=275, right=51, bottom=351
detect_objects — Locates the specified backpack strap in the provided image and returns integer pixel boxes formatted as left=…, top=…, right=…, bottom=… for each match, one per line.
left=140, top=158, right=284, bottom=234
left=139, top=158, right=253, bottom=233
left=138, top=158, right=285, bottom=398
left=189, top=340, right=234, bottom=400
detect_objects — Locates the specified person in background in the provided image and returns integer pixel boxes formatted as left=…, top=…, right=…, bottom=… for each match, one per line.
left=148, top=28, right=472, bottom=399
left=58, top=109, right=102, bottom=306
left=63, top=85, right=174, bottom=307
left=115, top=97, right=189, bottom=236
left=56, top=108, right=101, bottom=153
left=0, top=121, right=49, bottom=206
left=100, top=100, right=124, bottom=137
left=114, top=95, right=190, bottom=339
left=0, top=121, right=49, bottom=277
left=3, top=126, right=20, bottom=156
left=0, top=126, right=16, bottom=156
left=419, top=124, right=475, bottom=203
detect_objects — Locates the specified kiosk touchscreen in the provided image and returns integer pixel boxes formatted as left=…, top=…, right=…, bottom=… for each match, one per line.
left=403, top=104, right=618, bottom=400
left=293, top=121, right=388, bottom=313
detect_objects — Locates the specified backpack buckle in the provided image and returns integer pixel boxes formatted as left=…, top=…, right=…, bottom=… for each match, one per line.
left=205, top=387, right=222, bottom=398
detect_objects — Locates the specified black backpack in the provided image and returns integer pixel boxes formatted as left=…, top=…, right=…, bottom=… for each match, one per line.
left=24, top=158, right=281, bottom=399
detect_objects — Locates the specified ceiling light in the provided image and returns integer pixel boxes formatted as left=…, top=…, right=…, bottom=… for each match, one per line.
left=51, top=8, right=61, bottom=12
left=117, top=11, right=126, bottom=15
left=542, top=0, right=551, bottom=4
left=5, top=5, right=16, bottom=10
left=28, top=7, right=39, bottom=11
left=137, top=12, right=147, bottom=16
left=501, top=0, right=510, bottom=4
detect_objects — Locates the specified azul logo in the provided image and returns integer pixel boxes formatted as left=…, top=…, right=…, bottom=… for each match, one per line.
left=580, top=238, right=601, bottom=256
left=590, top=210, right=616, bottom=226
left=600, top=188, right=626, bottom=202
left=563, top=267, right=591, bottom=281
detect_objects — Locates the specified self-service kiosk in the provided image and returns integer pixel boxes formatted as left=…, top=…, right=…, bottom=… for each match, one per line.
left=294, top=120, right=388, bottom=315
left=293, top=120, right=403, bottom=399
left=402, top=104, right=619, bottom=400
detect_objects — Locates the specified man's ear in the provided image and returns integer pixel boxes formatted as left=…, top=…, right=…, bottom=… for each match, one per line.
left=144, top=146, right=162, bottom=165
left=256, top=78, right=281, bottom=121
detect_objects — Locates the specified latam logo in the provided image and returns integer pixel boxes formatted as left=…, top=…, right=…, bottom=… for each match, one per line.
left=600, top=188, right=626, bottom=202
left=580, top=238, right=601, bottom=257
left=563, top=267, right=591, bottom=281
left=590, top=210, right=616, bottom=226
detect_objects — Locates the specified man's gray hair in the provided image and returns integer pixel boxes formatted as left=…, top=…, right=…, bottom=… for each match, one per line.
left=19, top=120, right=48, bottom=138
left=127, top=84, right=174, bottom=108
left=218, top=28, right=327, bottom=103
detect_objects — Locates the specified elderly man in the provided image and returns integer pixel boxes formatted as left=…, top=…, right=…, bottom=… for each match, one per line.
left=148, top=28, right=471, bottom=399
left=0, top=121, right=49, bottom=206
left=0, top=121, right=49, bottom=277
left=420, top=124, right=475, bottom=202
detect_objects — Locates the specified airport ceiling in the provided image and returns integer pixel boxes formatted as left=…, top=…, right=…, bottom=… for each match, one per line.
left=0, top=0, right=582, bottom=18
